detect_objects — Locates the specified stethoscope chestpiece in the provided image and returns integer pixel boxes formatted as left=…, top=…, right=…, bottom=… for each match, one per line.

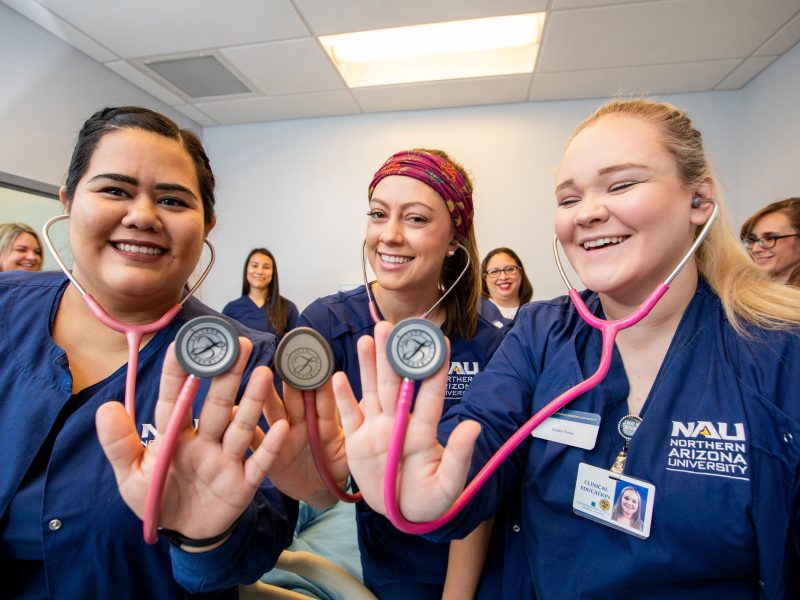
left=174, top=315, right=240, bottom=378
left=386, top=317, right=446, bottom=381
left=274, top=327, right=334, bottom=390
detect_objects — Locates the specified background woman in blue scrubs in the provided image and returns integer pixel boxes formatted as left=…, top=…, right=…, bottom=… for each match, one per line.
left=0, top=107, right=300, bottom=599
left=478, top=246, right=532, bottom=332
left=332, top=99, right=800, bottom=598
left=224, top=247, right=299, bottom=338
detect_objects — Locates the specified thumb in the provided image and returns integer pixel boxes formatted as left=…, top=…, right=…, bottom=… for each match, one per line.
left=96, top=400, right=144, bottom=486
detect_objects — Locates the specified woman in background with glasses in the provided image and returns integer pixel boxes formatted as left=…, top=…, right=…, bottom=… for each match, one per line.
left=479, top=247, right=533, bottom=331
left=740, top=198, right=800, bottom=286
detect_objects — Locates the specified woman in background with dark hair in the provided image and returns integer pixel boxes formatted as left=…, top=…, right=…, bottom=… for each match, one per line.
left=479, top=247, right=532, bottom=331
left=223, top=248, right=299, bottom=338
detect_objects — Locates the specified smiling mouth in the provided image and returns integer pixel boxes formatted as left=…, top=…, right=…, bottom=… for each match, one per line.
left=380, top=253, right=412, bottom=264
left=112, top=242, right=166, bottom=256
left=583, top=236, right=629, bottom=251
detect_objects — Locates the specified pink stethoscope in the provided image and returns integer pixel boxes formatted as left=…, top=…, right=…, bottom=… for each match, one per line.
left=43, top=214, right=218, bottom=544
left=383, top=202, right=720, bottom=534
left=276, top=241, right=471, bottom=503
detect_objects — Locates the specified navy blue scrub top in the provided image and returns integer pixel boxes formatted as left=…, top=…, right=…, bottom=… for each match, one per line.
left=299, top=285, right=504, bottom=599
left=0, top=271, right=298, bottom=599
left=432, top=279, right=800, bottom=599
left=223, top=295, right=299, bottom=338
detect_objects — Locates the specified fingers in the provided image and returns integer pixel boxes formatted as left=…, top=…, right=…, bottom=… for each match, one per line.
left=261, top=368, right=288, bottom=427
left=313, top=378, right=339, bottom=423
left=279, top=380, right=308, bottom=427
left=195, top=337, right=254, bottom=441
left=222, top=366, right=272, bottom=459
left=332, top=371, right=363, bottom=438
left=245, top=419, right=290, bottom=487
left=356, top=334, right=381, bottom=418
left=154, top=342, right=195, bottom=432
left=96, top=400, right=144, bottom=486
left=438, top=420, right=481, bottom=499
left=373, top=321, right=402, bottom=415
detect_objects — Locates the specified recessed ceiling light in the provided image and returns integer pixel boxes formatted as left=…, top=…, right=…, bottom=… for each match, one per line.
left=320, top=13, right=545, bottom=88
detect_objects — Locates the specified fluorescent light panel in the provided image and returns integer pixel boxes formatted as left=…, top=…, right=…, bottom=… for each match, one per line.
left=320, top=13, right=544, bottom=88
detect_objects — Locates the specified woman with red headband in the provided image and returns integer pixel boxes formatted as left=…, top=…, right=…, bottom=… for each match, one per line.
left=277, top=149, right=504, bottom=599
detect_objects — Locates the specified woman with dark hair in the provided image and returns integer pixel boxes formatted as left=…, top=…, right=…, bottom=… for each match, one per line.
left=282, top=148, right=504, bottom=599
left=0, top=106, right=301, bottom=598
left=479, top=247, right=533, bottom=331
left=740, top=198, right=800, bottom=286
left=223, top=248, right=299, bottom=338
left=0, top=222, right=43, bottom=272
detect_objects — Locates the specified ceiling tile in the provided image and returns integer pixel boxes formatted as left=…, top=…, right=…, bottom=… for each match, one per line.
left=195, top=90, right=360, bottom=124
left=104, top=60, right=187, bottom=105
left=35, top=0, right=309, bottom=58
left=221, top=39, right=345, bottom=96
left=173, top=104, right=219, bottom=127
left=3, top=0, right=117, bottom=62
left=715, top=56, right=778, bottom=90
left=292, top=0, right=547, bottom=35
left=538, top=0, right=800, bottom=71
left=551, top=0, right=653, bottom=9
left=529, top=59, right=741, bottom=100
left=754, top=11, right=800, bottom=56
left=353, top=75, right=531, bottom=113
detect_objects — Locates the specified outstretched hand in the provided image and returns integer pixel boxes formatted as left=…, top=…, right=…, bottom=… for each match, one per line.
left=259, top=376, right=351, bottom=509
left=96, top=337, right=290, bottom=550
left=332, top=321, right=481, bottom=521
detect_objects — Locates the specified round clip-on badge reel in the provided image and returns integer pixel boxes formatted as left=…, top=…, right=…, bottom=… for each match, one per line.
left=144, top=315, right=240, bottom=544
left=274, top=327, right=362, bottom=503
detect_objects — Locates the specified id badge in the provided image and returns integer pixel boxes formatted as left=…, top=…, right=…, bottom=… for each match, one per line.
left=532, top=409, right=601, bottom=449
left=572, top=463, right=655, bottom=539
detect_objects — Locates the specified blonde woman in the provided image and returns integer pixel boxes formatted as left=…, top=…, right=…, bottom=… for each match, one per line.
left=332, top=99, right=800, bottom=598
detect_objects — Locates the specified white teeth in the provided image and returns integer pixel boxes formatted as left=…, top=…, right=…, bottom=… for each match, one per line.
left=583, top=236, right=627, bottom=250
left=114, top=243, right=164, bottom=255
left=381, top=254, right=411, bottom=264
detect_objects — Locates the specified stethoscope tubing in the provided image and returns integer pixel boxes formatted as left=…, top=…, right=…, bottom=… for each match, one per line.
left=383, top=202, right=719, bottom=533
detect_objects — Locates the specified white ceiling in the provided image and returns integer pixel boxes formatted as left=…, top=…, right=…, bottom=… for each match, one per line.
left=4, top=0, right=800, bottom=126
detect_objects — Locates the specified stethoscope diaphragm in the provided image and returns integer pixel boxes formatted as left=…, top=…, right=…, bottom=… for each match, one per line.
left=274, top=327, right=334, bottom=390
left=386, top=317, right=446, bottom=381
left=174, top=315, right=240, bottom=378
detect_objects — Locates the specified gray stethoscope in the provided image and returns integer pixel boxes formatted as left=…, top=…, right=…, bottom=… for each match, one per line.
left=43, top=215, right=241, bottom=544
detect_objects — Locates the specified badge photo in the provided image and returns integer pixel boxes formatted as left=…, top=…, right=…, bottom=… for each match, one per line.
left=572, top=463, right=655, bottom=539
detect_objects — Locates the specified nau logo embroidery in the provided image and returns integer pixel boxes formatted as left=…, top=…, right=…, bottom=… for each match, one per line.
left=446, top=361, right=480, bottom=401
left=666, top=421, right=749, bottom=481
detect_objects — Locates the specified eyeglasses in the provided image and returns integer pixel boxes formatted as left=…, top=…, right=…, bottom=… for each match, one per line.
left=741, top=233, right=800, bottom=250
left=484, top=265, right=522, bottom=278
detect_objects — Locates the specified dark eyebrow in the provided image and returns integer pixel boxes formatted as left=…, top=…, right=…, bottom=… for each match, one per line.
left=555, top=163, right=650, bottom=194
left=87, top=173, right=198, bottom=199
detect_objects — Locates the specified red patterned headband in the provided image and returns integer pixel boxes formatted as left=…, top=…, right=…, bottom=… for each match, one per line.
left=368, top=150, right=473, bottom=236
